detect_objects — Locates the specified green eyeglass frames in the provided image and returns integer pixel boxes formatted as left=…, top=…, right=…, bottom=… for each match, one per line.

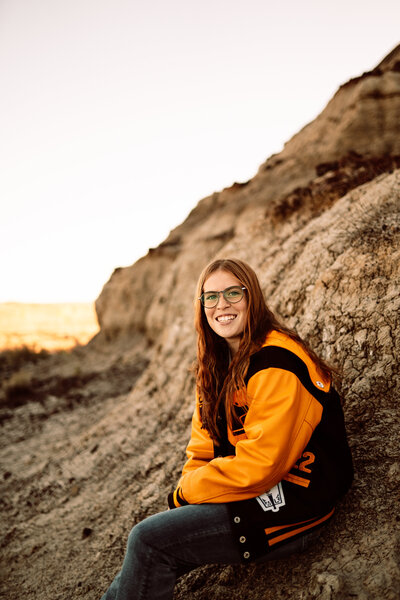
left=199, top=286, right=246, bottom=308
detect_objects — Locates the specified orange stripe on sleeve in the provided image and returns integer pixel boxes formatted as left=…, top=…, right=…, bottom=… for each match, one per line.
left=173, top=489, right=181, bottom=507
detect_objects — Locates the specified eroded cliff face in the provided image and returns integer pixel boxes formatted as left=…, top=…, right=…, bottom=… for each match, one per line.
left=95, top=46, right=400, bottom=345
left=1, top=47, right=399, bottom=600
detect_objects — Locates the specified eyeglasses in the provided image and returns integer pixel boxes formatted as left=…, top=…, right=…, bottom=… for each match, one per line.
left=198, top=286, right=246, bottom=308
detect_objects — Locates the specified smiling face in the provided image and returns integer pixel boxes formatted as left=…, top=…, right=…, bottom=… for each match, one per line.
left=202, top=269, right=248, bottom=355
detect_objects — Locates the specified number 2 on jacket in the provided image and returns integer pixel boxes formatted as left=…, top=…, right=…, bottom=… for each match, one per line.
left=293, top=451, right=315, bottom=473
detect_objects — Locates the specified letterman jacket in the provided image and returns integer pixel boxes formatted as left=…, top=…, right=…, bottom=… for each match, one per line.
left=168, top=330, right=353, bottom=562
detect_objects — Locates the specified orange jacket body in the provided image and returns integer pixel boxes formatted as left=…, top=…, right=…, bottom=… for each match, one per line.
left=176, top=330, right=330, bottom=505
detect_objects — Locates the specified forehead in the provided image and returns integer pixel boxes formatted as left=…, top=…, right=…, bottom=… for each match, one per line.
left=203, top=269, right=242, bottom=291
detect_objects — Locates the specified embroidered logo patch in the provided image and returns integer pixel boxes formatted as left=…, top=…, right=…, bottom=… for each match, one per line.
left=256, top=482, right=286, bottom=513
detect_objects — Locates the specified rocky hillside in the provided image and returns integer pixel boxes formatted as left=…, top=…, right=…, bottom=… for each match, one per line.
left=1, top=46, right=399, bottom=600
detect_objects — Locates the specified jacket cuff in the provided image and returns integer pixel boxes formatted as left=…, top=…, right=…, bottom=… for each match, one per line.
left=168, top=487, right=189, bottom=509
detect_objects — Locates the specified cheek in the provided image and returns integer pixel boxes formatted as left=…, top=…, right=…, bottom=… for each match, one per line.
left=205, top=311, right=216, bottom=331
left=237, top=304, right=248, bottom=328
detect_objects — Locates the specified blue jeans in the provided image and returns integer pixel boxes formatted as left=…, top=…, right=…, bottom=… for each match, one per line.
left=100, top=503, right=319, bottom=600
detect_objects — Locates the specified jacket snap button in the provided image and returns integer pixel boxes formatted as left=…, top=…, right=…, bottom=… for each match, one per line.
left=234, top=516, right=240, bottom=523
left=243, top=551, right=250, bottom=559
left=239, top=536, right=246, bottom=543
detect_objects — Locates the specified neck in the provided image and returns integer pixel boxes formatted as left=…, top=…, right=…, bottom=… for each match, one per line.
left=227, top=339, right=239, bottom=357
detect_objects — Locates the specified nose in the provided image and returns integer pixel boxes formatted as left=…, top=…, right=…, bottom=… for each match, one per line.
left=216, top=291, right=229, bottom=309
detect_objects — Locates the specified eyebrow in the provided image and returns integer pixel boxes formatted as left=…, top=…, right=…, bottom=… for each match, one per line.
left=202, top=285, right=241, bottom=293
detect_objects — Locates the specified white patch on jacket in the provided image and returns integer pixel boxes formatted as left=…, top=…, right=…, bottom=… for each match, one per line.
left=256, top=482, right=286, bottom=512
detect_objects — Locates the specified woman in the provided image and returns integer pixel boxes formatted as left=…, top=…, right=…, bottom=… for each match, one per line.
left=101, top=258, right=353, bottom=600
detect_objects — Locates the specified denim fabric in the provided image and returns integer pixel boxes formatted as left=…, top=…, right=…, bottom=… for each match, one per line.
left=100, top=503, right=319, bottom=600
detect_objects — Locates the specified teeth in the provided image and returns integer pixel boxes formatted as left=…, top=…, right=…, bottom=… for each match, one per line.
left=216, top=315, right=236, bottom=322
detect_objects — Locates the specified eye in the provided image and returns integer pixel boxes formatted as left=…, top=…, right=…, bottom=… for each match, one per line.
left=204, top=292, right=218, bottom=302
left=226, top=288, right=241, bottom=298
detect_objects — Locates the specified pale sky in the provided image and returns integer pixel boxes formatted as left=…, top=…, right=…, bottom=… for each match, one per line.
left=0, top=0, right=399, bottom=303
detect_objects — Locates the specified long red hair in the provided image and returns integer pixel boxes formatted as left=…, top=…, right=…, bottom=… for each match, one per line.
left=194, top=258, right=333, bottom=442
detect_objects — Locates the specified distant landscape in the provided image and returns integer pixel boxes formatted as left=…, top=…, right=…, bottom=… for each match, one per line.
left=0, top=302, right=99, bottom=351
